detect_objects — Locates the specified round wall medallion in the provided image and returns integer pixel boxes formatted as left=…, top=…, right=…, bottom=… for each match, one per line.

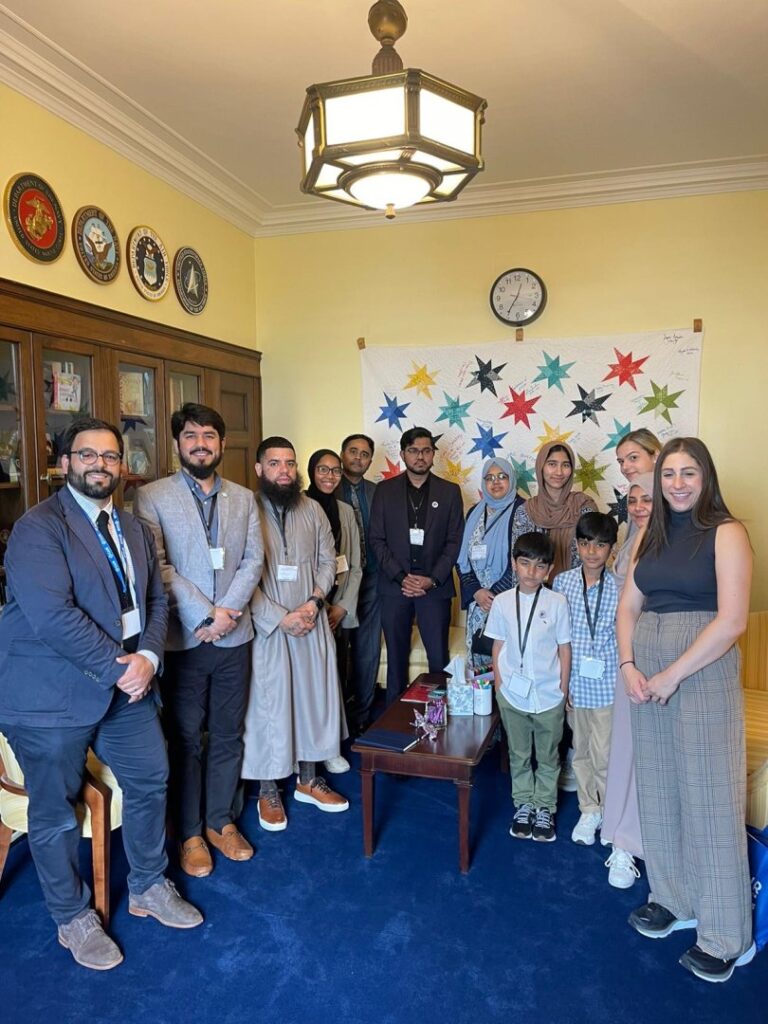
left=127, top=225, right=170, bottom=301
left=4, top=172, right=65, bottom=263
left=173, top=246, right=208, bottom=315
left=72, top=206, right=120, bottom=284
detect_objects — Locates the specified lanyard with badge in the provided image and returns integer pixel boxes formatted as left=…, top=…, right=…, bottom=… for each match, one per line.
left=270, top=501, right=299, bottom=582
left=580, top=568, right=606, bottom=679
left=470, top=503, right=512, bottom=565
left=94, top=510, right=141, bottom=638
left=193, top=491, right=225, bottom=570
left=409, top=489, right=425, bottom=547
left=500, top=585, right=541, bottom=704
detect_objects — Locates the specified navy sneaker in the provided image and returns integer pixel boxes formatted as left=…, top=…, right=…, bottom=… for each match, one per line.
left=679, top=942, right=756, bottom=983
left=628, top=902, right=697, bottom=939
left=509, top=803, right=535, bottom=839
left=532, top=807, right=556, bottom=842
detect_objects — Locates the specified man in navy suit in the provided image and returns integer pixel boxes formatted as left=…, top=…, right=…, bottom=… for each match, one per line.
left=369, top=427, right=464, bottom=704
left=0, top=418, right=201, bottom=971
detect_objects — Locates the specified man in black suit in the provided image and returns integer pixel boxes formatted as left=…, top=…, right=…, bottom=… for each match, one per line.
left=0, top=418, right=202, bottom=971
left=369, top=427, right=464, bottom=704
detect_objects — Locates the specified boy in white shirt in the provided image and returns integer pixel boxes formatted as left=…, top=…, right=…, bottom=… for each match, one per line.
left=485, top=532, right=571, bottom=842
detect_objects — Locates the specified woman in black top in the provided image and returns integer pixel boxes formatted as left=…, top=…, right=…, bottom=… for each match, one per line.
left=617, top=437, right=754, bottom=983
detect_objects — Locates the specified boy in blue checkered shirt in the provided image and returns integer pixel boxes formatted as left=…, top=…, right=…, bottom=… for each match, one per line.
left=552, top=512, right=619, bottom=847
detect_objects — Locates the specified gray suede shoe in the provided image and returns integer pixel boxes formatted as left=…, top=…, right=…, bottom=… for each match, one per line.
left=57, top=909, right=123, bottom=970
left=129, top=879, right=203, bottom=929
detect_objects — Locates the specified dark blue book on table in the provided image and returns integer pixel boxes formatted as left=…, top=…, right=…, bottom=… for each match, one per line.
left=355, top=728, right=421, bottom=753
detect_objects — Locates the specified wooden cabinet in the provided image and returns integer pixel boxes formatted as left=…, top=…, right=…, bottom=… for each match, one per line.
left=0, top=278, right=262, bottom=595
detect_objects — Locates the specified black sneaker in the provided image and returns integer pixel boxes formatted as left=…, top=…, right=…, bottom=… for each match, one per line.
left=679, top=942, right=756, bottom=983
left=532, top=807, right=556, bottom=842
left=509, top=803, right=535, bottom=839
left=628, top=902, right=697, bottom=939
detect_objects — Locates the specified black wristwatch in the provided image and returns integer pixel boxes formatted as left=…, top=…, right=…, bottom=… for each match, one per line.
left=196, top=615, right=215, bottom=630
left=430, top=577, right=440, bottom=590
left=307, top=596, right=324, bottom=610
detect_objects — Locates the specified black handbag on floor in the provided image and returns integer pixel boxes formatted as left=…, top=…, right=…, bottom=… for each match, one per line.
left=471, top=627, right=494, bottom=658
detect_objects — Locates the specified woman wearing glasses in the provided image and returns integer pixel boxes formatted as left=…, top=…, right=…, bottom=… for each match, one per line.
left=457, top=458, right=523, bottom=668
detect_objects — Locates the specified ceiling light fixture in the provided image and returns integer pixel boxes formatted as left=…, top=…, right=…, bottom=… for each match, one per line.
left=297, top=0, right=487, bottom=220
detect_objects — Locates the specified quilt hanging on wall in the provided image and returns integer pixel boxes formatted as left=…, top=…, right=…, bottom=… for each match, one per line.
left=361, top=328, right=702, bottom=521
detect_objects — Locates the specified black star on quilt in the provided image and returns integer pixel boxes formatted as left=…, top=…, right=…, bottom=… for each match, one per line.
left=468, top=355, right=507, bottom=397
left=567, top=384, right=610, bottom=425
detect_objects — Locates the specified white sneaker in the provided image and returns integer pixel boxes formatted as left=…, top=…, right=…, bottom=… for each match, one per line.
left=324, top=755, right=350, bottom=774
left=605, top=846, right=641, bottom=888
left=571, top=811, right=602, bottom=845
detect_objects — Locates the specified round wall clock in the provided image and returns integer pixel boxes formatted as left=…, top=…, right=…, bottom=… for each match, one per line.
left=173, top=246, right=208, bottom=315
left=127, top=225, right=170, bottom=301
left=490, top=268, right=547, bottom=326
left=4, top=172, right=65, bottom=263
left=72, top=206, right=120, bottom=284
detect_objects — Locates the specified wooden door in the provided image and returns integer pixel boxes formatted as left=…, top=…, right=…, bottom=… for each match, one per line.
left=204, top=370, right=258, bottom=490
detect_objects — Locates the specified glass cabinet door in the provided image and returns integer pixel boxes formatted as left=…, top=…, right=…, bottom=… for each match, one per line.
left=119, top=361, right=159, bottom=512
left=38, top=345, right=95, bottom=497
left=167, top=366, right=201, bottom=473
left=0, top=340, right=24, bottom=602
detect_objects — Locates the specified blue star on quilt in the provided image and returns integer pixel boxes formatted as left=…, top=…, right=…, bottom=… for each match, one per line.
left=468, top=422, right=508, bottom=459
left=435, top=391, right=473, bottom=430
left=509, top=457, right=536, bottom=497
left=602, top=418, right=632, bottom=451
left=567, top=384, right=611, bottom=425
left=533, top=351, right=575, bottom=393
left=375, top=392, right=411, bottom=429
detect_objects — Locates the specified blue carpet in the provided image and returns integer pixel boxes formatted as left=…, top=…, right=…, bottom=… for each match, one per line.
left=1, top=749, right=766, bottom=1023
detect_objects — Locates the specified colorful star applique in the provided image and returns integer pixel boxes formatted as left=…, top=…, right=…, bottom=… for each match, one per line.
left=435, top=392, right=473, bottom=431
left=533, top=351, right=575, bottom=393
left=573, top=454, right=608, bottom=496
left=442, top=458, right=473, bottom=487
left=603, top=348, right=649, bottom=390
left=602, top=418, right=633, bottom=451
left=639, top=380, right=684, bottom=425
left=376, top=392, right=411, bottom=429
left=534, top=421, right=574, bottom=453
left=607, top=487, right=628, bottom=524
left=468, top=423, right=508, bottom=459
left=568, top=384, right=611, bottom=426
left=509, top=457, right=536, bottom=498
left=500, top=386, right=540, bottom=428
left=404, top=362, right=438, bottom=399
left=380, top=457, right=402, bottom=479
left=467, top=355, right=507, bottom=396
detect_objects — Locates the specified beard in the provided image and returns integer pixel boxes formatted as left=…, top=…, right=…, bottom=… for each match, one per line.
left=260, top=473, right=303, bottom=509
left=66, top=464, right=120, bottom=501
left=179, top=447, right=223, bottom=480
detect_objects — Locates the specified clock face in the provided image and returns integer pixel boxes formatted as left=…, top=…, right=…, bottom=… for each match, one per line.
left=490, top=268, right=547, bottom=326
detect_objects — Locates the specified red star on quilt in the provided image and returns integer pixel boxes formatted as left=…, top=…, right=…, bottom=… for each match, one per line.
left=602, top=348, right=649, bottom=390
left=380, top=457, right=402, bottom=479
left=500, top=386, right=540, bottom=428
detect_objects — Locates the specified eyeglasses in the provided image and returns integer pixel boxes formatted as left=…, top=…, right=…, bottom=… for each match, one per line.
left=405, top=446, right=434, bottom=457
left=483, top=472, right=509, bottom=483
left=70, top=448, right=122, bottom=467
left=316, top=466, right=343, bottom=477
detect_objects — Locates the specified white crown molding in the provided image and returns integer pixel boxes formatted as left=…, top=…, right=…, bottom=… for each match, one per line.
left=1, top=8, right=766, bottom=240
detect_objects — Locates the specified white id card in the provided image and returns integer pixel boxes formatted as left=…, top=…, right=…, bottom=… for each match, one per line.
left=336, top=553, right=349, bottom=574
left=470, top=543, right=488, bottom=561
left=209, top=547, right=225, bottom=570
left=501, top=671, right=533, bottom=704
left=409, top=528, right=425, bottom=546
left=277, top=563, right=299, bottom=582
left=579, top=655, right=605, bottom=679
left=122, top=607, right=141, bottom=640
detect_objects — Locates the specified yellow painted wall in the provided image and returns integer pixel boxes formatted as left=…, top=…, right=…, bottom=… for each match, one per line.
left=255, top=192, right=768, bottom=607
left=0, top=85, right=257, bottom=347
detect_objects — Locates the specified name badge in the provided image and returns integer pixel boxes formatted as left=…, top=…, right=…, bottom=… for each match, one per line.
left=410, top=528, right=425, bottom=546
left=470, top=543, right=488, bottom=561
left=579, top=655, right=605, bottom=679
left=122, top=607, right=141, bottom=640
left=209, top=547, right=225, bottom=570
left=277, top=563, right=299, bottom=582
left=336, top=554, right=349, bottom=574
left=501, top=671, right=534, bottom=704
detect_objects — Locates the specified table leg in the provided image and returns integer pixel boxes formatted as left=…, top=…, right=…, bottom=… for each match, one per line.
left=456, top=779, right=472, bottom=873
left=360, top=768, right=375, bottom=857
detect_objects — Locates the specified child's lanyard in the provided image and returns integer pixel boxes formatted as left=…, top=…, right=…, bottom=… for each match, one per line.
left=515, top=585, right=541, bottom=672
left=581, top=567, right=605, bottom=651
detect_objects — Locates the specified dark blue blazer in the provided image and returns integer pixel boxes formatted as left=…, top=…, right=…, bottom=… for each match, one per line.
left=0, top=487, right=168, bottom=727
left=369, top=472, right=464, bottom=599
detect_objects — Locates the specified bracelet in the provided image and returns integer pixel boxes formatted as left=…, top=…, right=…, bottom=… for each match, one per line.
left=619, top=659, right=635, bottom=669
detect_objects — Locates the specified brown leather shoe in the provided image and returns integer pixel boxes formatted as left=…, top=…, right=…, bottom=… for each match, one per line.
left=294, top=776, right=349, bottom=813
left=257, top=792, right=287, bottom=832
left=179, top=836, right=213, bottom=877
left=205, top=823, right=254, bottom=861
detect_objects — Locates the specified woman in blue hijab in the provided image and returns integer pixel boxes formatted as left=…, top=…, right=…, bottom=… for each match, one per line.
left=457, top=457, right=524, bottom=668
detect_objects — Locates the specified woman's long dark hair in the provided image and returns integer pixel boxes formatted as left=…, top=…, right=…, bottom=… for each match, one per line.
left=637, top=437, right=735, bottom=560
left=306, top=448, right=342, bottom=552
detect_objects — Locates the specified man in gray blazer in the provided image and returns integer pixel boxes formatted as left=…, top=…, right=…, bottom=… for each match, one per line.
left=135, top=403, right=263, bottom=878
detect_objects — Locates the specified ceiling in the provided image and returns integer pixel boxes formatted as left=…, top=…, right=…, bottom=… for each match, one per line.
left=1, top=0, right=767, bottom=236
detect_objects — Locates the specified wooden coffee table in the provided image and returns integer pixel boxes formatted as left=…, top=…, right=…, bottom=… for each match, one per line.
left=351, top=672, right=499, bottom=873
